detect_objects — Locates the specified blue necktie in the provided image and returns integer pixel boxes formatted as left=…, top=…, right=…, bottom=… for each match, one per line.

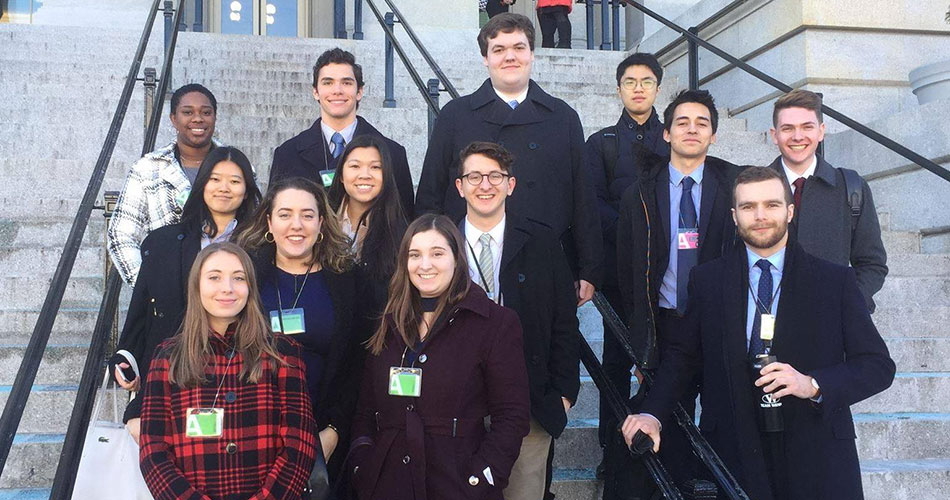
left=508, top=100, right=519, bottom=110
left=749, top=259, right=773, bottom=358
left=330, top=132, right=345, bottom=159
left=675, top=176, right=698, bottom=314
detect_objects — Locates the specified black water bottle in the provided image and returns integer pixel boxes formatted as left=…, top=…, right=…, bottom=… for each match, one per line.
left=752, top=354, right=784, bottom=432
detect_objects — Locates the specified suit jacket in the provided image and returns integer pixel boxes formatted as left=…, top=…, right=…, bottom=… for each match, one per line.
left=616, top=153, right=743, bottom=368
left=415, top=79, right=603, bottom=287
left=252, top=249, right=372, bottom=480
left=642, top=242, right=896, bottom=500
left=768, top=156, right=887, bottom=311
left=112, top=221, right=202, bottom=422
left=350, top=286, right=530, bottom=500
left=269, top=116, right=415, bottom=216
left=463, top=214, right=580, bottom=437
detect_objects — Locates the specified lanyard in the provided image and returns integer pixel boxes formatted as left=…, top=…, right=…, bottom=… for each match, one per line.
left=275, top=260, right=316, bottom=311
left=466, top=240, right=501, bottom=304
left=748, top=272, right=783, bottom=315
left=210, top=339, right=236, bottom=409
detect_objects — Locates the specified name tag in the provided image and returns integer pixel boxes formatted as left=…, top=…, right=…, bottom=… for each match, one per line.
left=175, top=188, right=191, bottom=208
left=389, top=367, right=422, bottom=397
left=677, top=228, right=699, bottom=250
left=760, top=313, right=776, bottom=341
left=270, top=308, right=306, bottom=334
left=185, top=408, right=223, bottom=438
left=319, top=169, right=336, bottom=188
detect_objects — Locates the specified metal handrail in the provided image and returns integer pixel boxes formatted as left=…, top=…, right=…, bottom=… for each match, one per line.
left=624, top=0, right=950, bottom=183
left=382, top=0, right=459, bottom=100
left=364, top=0, right=441, bottom=115
left=592, top=293, right=752, bottom=500
left=0, top=0, right=169, bottom=474
left=49, top=2, right=187, bottom=496
left=653, top=0, right=749, bottom=59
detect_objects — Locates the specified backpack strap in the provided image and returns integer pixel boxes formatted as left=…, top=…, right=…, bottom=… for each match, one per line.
left=839, top=167, right=863, bottom=233
left=601, top=125, right=620, bottom=187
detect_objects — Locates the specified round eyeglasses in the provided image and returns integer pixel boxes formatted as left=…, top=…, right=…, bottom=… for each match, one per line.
left=621, top=78, right=657, bottom=91
left=459, top=172, right=510, bottom=186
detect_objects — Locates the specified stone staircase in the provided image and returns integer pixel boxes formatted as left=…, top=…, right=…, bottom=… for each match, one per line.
left=1, top=21, right=949, bottom=499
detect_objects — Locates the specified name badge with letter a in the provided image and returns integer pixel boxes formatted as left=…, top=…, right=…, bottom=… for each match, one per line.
left=677, top=227, right=700, bottom=250
left=389, top=367, right=422, bottom=397
left=185, top=408, right=223, bottom=438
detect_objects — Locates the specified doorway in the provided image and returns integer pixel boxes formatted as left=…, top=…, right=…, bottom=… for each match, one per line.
left=212, top=0, right=308, bottom=37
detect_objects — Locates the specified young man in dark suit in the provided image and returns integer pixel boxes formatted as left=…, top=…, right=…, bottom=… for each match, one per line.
left=269, top=48, right=415, bottom=215
left=584, top=52, right=671, bottom=475
left=768, top=89, right=887, bottom=311
left=455, top=141, right=580, bottom=500
left=622, top=167, right=895, bottom=500
left=416, top=13, right=602, bottom=307
left=611, top=89, right=742, bottom=497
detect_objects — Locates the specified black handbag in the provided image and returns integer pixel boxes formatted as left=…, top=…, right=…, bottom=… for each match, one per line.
left=304, top=440, right=330, bottom=500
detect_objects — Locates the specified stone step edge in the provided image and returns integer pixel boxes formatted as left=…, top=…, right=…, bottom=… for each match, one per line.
left=564, top=412, right=950, bottom=430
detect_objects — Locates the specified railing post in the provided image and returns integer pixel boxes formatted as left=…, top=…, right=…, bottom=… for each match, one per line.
left=163, top=1, right=174, bottom=85
left=815, top=91, right=825, bottom=159
left=600, top=0, right=611, bottom=50
left=383, top=12, right=396, bottom=108
left=102, top=191, right=121, bottom=353
left=143, top=67, right=157, bottom=133
left=334, top=0, right=347, bottom=38
left=354, top=0, right=364, bottom=40
left=687, top=26, right=699, bottom=90
left=193, top=0, right=203, bottom=32
left=586, top=0, right=595, bottom=49
left=611, top=0, right=620, bottom=50
left=427, top=79, right=440, bottom=140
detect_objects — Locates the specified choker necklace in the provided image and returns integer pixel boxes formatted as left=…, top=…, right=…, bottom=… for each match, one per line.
left=420, top=297, right=439, bottom=313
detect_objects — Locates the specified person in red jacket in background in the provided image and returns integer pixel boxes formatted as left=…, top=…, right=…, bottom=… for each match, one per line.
left=536, top=0, right=572, bottom=48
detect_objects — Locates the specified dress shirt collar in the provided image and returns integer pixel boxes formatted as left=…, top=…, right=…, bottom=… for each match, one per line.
left=320, top=118, right=359, bottom=148
left=669, top=162, right=705, bottom=187
left=464, top=214, right=506, bottom=249
left=781, top=155, right=818, bottom=185
left=745, top=245, right=787, bottom=274
left=493, top=86, right=529, bottom=106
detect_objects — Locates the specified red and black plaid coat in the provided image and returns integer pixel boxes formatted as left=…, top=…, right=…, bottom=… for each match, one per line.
left=140, top=330, right=318, bottom=500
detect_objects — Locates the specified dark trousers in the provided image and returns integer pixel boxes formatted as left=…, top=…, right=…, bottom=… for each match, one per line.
left=486, top=0, right=509, bottom=18
left=602, top=309, right=701, bottom=499
left=538, top=6, right=571, bottom=48
left=599, top=287, right=631, bottom=448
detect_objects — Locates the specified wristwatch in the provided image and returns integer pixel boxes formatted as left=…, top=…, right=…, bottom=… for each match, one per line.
left=810, top=377, right=821, bottom=398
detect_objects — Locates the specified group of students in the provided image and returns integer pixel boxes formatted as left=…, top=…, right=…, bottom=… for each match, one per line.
left=103, top=12, right=895, bottom=500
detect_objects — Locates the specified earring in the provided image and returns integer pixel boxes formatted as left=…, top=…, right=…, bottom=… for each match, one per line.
left=316, top=232, right=325, bottom=243
left=264, top=231, right=275, bottom=243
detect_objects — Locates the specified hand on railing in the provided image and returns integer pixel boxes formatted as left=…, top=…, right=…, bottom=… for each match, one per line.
left=622, top=416, right=661, bottom=454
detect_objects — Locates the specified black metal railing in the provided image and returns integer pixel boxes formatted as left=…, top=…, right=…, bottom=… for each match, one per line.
left=623, top=0, right=950, bottom=183
left=0, top=0, right=187, bottom=492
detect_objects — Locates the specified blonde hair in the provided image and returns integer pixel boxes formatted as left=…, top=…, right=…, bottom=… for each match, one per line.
left=167, top=242, right=285, bottom=387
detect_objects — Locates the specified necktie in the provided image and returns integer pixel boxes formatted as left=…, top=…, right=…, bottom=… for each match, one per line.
left=330, top=132, right=346, bottom=159
left=792, top=177, right=806, bottom=210
left=675, top=176, right=698, bottom=314
left=477, top=233, right=495, bottom=297
left=508, top=100, right=519, bottom=110
left=749, top=259, right=773, bottom=358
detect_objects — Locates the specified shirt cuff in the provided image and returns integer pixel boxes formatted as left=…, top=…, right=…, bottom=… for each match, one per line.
left=640, top=413, right=662, bottom=431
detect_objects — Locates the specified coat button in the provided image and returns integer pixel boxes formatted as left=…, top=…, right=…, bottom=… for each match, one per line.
left=174, top=207, right=182, bottom=215
left=418, top=354, right=427, bottom=364
left=403, top=455, right=411, bottom=464
left=628, top=122, right=634, bottom=129
left=226, top=442, right=238, bottom=454
left=143, top=249, right=150, bottom=257
left=226, top=349, right=236, bottom=359
left=468, top=475, right=479, bottom=486
left=637, top=134, right=643, bottom=140
left=518, top=273, right=526, bottom=283
left=528, top=142, right=538, bottom=150
left=225, top=391, right=237, bottom=403
left=177, top=233, right=184, bottom=240
left=407, top=404, right=414, bottom=412
left=157, top=312, right=165, bottom=318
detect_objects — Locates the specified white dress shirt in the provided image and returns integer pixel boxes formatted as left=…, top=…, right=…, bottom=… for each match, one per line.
left=320, top=119, right=359, bottom=156
left=781, top=155, right=818, bottom=194
left=464, top=215, right=505, bottom=302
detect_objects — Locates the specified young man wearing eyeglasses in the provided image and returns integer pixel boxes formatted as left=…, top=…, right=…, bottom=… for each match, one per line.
left=455, top=141, right=580, bottom=500
left=583, top=51, right=670, bottom=483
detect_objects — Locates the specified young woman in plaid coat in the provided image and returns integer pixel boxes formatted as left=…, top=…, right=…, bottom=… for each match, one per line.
left=139, top=242, right=318, bottom=499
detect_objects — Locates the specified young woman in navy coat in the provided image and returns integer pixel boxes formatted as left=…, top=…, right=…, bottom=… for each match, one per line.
left=350, top=214, right=530, bottom=500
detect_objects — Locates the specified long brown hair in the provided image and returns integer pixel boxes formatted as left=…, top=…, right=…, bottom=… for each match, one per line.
left=168, top=242, right=285, bottom=387
left=237, top=177, right=354, bottom=273
left=367, top=214, right=471, bottom=355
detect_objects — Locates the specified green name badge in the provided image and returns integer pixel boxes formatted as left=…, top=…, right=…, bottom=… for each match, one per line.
left=185, top=408, right=223, bottom=438
left=270, top=308, right=305, bottom=334
left=389, top=367, right=422, bottom=397
left=319, top=169, right=336, bottom=188
left=175, top=188, right=191, bottom=208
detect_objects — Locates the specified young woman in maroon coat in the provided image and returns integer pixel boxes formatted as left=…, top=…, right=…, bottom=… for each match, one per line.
left=349, top=214, right=530, bottom=500
left=139, top=242, right=318, bottom=499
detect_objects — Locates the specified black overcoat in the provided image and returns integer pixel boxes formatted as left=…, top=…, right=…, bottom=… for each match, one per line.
left=269, top=116, right=415, bottom=216
left=112, top=221, right=201, bottom=422
left=350, top=286, right=530, bottom=500
left=642, top=242, right=896, bottom=500
left=415, top=79, right=603, bottom=286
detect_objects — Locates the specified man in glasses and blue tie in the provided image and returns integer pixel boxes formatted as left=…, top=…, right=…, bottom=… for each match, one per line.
left=454, top=141, right=580, bottom=500
left=612, top=89, right=742, bottom=498
left=621, top=166, right=894, bottom=500
left=416, top=13, right=602, bottom=308
left=269, top=48, right=415, bottom=215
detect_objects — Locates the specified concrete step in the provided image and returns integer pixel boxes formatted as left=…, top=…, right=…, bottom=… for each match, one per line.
left=0, top=385, right=128, bottom=434
left=853, top=372, right=950, bottom=414
left=886, top=254, right=950, bottom=277
left=0, top=276, right=104, bottom=309
left=0, top=246, right=104, bottom=278
left=0, top=344, right=93, bottom=386
left=876, top=277, right=950, bottom=308
left=0, top=435, right=63, bottom=489
left=0, top=218, right=108, bottom=250
left=873, top=305, right=950, bottom=338
left=0, top=308, right=125, bottom=342
left=0, top=488, right=51, bottom=499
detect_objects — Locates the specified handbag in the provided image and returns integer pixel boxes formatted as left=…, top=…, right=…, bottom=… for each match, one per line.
left=71, top=368, right=153, bottom=500
left=304, top=434, right=331, bottom=500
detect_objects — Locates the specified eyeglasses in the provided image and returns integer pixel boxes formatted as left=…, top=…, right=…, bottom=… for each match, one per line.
left=621, top=78, right=658, bottom=91
left=459, top=171, right=510, bottom=186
